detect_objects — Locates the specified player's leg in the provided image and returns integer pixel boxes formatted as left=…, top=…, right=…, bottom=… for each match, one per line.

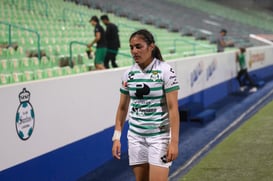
left=110, top=51, right=118, bottom=68
left=95, top=63, right=105, bottom=70
left=104, top=50, right=111, bottom=69
left=132, top=163, right=149, bottom=181
left=94, top=48, right=106, bottom=70
left=149, top=164, right=169, bottom=181
left=147, top=133, right=172, bottom=181
left=244, top=70, right=257, bottom=87
left=128, top=131, right=149, bottom=181
left=237, top=70, right=244, bottom=87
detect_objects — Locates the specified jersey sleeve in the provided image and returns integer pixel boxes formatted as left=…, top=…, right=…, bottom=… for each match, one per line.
left=95, top=27, right=99, bottom=33
left=163, top=63, right=180, bottom=93
left=120, top=69, right=130, bottom=95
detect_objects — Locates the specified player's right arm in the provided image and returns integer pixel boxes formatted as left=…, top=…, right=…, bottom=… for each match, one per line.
left=112, top=93, right=130, bottom=159
left=88, top=32, right=101, bottom=48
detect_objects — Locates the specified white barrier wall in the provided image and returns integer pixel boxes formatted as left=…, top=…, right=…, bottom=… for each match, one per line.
left=246, top=46, right=273, bottom=71
left=1, top=46, right=273, bottom=176
left=173, top=51, right=236, bottom=98
left=0, top=69, right=123, bottom=171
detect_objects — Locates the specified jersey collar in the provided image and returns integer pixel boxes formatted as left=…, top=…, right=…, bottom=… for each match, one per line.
left=138, top=58, right=156, bottom=73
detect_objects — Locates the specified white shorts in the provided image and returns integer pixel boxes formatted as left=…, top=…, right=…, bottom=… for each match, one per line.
left=127, top=131, right=172, bottom=168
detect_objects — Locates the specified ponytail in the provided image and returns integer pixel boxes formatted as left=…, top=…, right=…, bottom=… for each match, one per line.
left=153, top=46, right=163, bottom=61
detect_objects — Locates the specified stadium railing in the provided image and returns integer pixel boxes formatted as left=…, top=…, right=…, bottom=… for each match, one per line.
left=0, top=21, right=42, bottom=60
left=172, top=38, right=216, bottom=56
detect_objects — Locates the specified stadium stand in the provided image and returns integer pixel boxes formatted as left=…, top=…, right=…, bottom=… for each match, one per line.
left=79, top=0, right=273, bottom=46
left=3, top=0, right=272, bottom=86
left=1, top=0, right=238, bottom=86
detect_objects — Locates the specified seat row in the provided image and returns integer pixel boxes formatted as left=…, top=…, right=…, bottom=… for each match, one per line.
left=0, top=64, right=90, bottom=85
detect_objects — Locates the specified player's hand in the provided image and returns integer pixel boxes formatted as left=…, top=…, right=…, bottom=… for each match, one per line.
left=166, top=141, right=179, bottom=162
left=112, top=140, right=121, bottom=159
left=227, top=41, right=234, bottom=46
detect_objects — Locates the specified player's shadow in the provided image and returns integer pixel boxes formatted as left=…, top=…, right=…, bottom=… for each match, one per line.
left=77, top=153, right=134, bottom=181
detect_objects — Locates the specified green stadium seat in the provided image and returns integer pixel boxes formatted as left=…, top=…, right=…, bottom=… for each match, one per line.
left=62, top=66, right=72, bottom=75
left=44, top=68, right=55, bottom=78
left=23, top=70, right=34, bottom=82
left=49, top=55, right=59, bottom=67
left=21, top=57, right=31, bottom=71
left=40, top=56, right=50, bottom=68
left=72, top=65, right=82, bottom=74
left=80, top=64, right=89, bottom=72
left=34, top=69, right=45, bottom=80
left=30, top=57, right=40, bottom=69
left=11, top=72, right=23, bottom=83
left=0, top=59, right=10, bottom=72
left=9, top=58, right=21, bottom=72
left=0, top=73, right=11, bottom=85
left=1, top=0, right=247, bottom=86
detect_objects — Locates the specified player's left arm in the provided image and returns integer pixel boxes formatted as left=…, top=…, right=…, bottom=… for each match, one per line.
left=166, top=90, right=180, bottom=162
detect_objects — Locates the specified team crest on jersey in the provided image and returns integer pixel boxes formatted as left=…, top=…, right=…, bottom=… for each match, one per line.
left=150, top=71, right=160, bottom=81
left=15, top=88, right=35, bottom=141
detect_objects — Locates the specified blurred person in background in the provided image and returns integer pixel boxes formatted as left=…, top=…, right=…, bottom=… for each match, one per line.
left=100, top=14, right=120, bottom=69
left=216, top=29, right=233, bottom=52
left=88, top=16, right=106, bottom=70
left=236, top=47, right=257, bottom=92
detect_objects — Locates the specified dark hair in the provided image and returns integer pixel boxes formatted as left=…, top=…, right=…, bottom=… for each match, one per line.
left=89, top=16, right=99, bottom=23
left=220, top=29, right=227, bottom=34
left=240, top=47, right=246, bottom=53
left=130, top=29, right=163, bottom=61
left=100, top=14, right=109, bottom=21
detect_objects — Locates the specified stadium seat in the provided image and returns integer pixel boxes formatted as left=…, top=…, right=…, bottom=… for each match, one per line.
left=11, top=72, right=23, bottom=83
left=179, top=102, right=204, bottom=122
left=190, top=109, right=216, bottom=124
left=34, top=69, right=45, bottom=80
left=23, top=70, right=34, bottom=82
left=0, top=59, right=9, bottom=72
left=179, top=101, right=216, bottom=124
left=1, top=0, right=266, bottom=86
left=9, top=58, right=21, bottom=72
left=0, top=73, right=11, bottom=85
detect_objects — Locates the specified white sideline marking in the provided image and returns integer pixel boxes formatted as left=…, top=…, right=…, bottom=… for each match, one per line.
left=169, top=88, right=273, bottom=180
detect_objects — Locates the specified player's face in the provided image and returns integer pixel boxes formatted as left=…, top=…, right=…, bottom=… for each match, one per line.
left=102, top=19, right=107, bottom=25
left=221, top=32, right=226, bottom=36
left=90, top=20, right=96, bottom=27
left=130, top=35, right=154, bottom=69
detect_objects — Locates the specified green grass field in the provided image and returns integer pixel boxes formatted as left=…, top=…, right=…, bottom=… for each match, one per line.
left=180, top=100, right=273, bottom=181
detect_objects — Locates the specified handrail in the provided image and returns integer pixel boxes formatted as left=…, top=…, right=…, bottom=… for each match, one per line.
left=0, top=21, right=41, bottom=60
left=173, top=39, right=196, bottom=55
left=173, top=38, right=215, bottom=55
left=69, top=41, right=132, bottom=67
left=69, top=41, right=88, bottom=67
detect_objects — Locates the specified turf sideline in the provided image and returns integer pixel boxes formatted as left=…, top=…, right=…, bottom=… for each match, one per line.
left=169, top=86, right=273, bottom=180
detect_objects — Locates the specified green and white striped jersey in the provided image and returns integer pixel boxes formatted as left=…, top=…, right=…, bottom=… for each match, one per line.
left=120, top=58, right=180, bottom=136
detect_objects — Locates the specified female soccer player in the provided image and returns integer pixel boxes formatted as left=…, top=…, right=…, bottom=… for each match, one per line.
left=112, top=29, right=180, bottom=181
